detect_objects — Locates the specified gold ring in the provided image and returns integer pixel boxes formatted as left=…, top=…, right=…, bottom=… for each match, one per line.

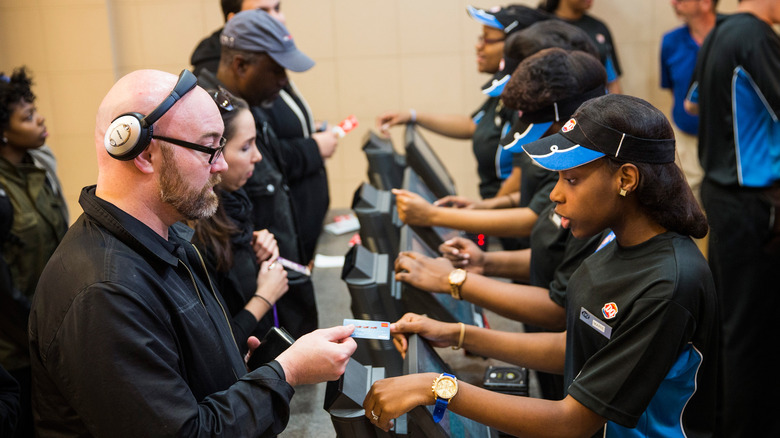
left=268, top=261, right=277, bottom=270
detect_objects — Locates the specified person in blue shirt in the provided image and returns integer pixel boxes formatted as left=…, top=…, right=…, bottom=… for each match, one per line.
left=660, top=0, right=718, bottom=205
left=685, top=0, right=780, bottom=435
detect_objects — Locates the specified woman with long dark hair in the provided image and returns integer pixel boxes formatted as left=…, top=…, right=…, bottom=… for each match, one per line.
left=191, top=88, right=288, bottom=358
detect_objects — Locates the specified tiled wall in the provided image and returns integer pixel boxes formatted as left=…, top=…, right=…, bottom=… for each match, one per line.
left=0, top=0, right=739, bottom=218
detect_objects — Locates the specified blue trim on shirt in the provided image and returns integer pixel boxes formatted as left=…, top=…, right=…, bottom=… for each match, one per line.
left=497, top=120, right=514, bottom=178
left=732, top=66, right=780, bottom=187
left=604, top=344, right=703, bottom=437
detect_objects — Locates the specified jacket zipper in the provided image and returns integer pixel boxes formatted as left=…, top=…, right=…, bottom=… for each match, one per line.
left=179, top=249, right=241, bottom=380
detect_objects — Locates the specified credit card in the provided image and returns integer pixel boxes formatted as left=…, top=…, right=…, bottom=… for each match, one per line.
left=275, top=256, right=311, bottom=276
left=343, top=318, right=391, bottom=340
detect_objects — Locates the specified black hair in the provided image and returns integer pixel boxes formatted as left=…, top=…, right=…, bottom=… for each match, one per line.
left=505, top=19, right=598, bottom=61
left=213, top=88, right=249, bottom=140
left=501, top=5, right=554, bottom=34
left=501, top=48, right=606, bottom=112
left=538, top=0, right=560, bottom=13
left=221, top=0, right=243, bottom=21
left=577, top=94, right=709, bottom=238
left=0, top=66, right=36, bottom=133
left=191, top=87, right=250, bottom=272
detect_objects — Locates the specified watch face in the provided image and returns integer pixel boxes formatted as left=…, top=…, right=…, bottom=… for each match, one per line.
left=436, top=378, right=458, bottom=399
left=449, top=269, right=466, bottom=285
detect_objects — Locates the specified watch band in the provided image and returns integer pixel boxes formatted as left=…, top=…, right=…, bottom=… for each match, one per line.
left=432, top=373, right=457, bottom=423
left=449, top=282, right=461, bottom=300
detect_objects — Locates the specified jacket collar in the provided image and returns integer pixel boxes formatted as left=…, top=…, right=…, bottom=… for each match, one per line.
left=78, top=185, right=192, bottom=267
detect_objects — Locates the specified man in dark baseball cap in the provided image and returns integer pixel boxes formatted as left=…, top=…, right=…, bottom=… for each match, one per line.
left=211, top=9, right=313, bottom=107
left=196, top=8, right=322, bottom=340
left=220, top=8, right=314, bottom=73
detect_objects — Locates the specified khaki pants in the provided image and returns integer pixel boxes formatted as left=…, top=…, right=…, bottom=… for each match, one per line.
left=673, top=125, right=707, bottom=255
left=673, top=125, right=704, bottom=207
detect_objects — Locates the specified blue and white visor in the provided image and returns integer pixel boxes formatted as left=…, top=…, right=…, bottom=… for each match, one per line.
left=522, top=114, right=676, bottom=171
left=467, top=5, right=505, bottom=29
left=501, top=119, right=553, bottom=154
left=483, top=74, right=510, bottom=97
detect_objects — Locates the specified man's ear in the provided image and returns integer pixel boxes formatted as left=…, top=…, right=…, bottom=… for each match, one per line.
left=133, top=145, right=156, bottom=175
left=618, top=163, right=640, bottom=195
left=233, top=54, right=251, bottom=76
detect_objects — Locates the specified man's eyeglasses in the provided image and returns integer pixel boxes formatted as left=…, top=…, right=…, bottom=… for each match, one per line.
left=212, top=87, right=235, bottom=113
left=477, top=35, right=505, bottom=45
left=152, top=135, right=226, bottom=164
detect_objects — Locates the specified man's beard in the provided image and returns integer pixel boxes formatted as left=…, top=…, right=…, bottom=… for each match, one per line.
left=158, top=146, right=221, bottom=220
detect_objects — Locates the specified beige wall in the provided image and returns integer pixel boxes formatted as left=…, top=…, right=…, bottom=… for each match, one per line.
left=0, top=0, right=739, bottom=219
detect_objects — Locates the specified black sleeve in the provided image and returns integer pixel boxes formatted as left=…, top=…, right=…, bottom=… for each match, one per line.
left=233, top=309, right=259, bottom=355
left=48, top=284, right=294, bottom=437
left=744, top=26, right=780, bottom=113
left=0, top=365, right=19, bottom=437
left=275, top=137, right=325, bottom=183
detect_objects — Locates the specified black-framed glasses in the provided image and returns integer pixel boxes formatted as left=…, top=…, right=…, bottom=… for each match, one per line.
left=152, top=135, right=226, bottom=164
left=212, top=87, right=236, bottom=113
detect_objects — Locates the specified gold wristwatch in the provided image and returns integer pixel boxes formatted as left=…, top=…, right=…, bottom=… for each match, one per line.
left=448, top=268, right=467, bottom=300
left=431, top=373, right=458, bottom=423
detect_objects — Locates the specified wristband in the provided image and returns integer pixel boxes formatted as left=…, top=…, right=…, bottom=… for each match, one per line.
left=254, top=294, right=273, bottom=308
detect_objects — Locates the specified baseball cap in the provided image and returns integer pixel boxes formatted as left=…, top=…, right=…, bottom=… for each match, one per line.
left=522, top=111, right=677, bottom=171
left=220, top=9, right=314, bottom=72
left=501, top=85, right=605, bottom=153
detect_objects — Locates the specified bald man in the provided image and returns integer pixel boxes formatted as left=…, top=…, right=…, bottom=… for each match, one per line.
left=27, top=69, right=356, bottom=437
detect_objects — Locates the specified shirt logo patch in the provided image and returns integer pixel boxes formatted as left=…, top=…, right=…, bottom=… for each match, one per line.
left=602, top=302, right=618, bottom=319
left=562, top=118, right=577, bottom=132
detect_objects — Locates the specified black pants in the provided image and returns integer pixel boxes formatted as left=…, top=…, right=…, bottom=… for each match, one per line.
left=701, top=180, right=780, bottom=438
left=8, top=367, right=32, bottom=438
left=275, top=275, right=318, bottom=340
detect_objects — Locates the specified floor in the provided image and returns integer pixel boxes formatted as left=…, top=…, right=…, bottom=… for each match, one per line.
left=278, top=211, right=540, bottom=438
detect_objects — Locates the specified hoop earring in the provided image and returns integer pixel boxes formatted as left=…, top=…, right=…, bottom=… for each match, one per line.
left=619, top=188, right=627, bottom=197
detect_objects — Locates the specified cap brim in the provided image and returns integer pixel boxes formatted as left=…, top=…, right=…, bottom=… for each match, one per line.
left=501, top=119, right=552, bottom=153
left=521, top=132, right=605, bottom=171
left=467, top=5, right=504, bottom=29
left=268, top=49, right=315, bottom=73
left=482, top=73, right=510, bottom=97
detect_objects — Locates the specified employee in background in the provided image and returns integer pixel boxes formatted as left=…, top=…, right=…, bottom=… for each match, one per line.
left=539, top=0, right=622, bottom=94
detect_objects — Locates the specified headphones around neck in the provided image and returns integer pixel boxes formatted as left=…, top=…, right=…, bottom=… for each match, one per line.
left=104, top=69, right=198, bottom=160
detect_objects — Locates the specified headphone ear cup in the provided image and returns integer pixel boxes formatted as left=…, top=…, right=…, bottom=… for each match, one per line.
left=104, top=112, right=153, bottom=160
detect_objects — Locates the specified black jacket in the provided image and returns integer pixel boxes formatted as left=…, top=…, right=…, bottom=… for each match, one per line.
left=190, top=28, right=222, bottom=78
left=197, top=188, right=275, bottom=354
left=191, top=35, right=330, bottom=261
left=257, top=88, right=329, bottom=262
left=197, top=71, right=318, bottom=339
left=28, top=186, right=294, bottom=437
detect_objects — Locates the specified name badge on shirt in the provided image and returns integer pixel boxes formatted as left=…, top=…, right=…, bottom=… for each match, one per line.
left=579, top=307, right=612, bottom=339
